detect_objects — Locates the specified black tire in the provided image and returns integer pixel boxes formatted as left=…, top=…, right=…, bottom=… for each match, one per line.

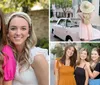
left=66, top=36, right=73, bottom=41
left=52, top=29, right=56, bottom=37
left=52, top=29, right=54, bottom=34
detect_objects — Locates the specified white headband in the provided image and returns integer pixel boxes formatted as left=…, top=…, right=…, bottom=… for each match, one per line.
left=7, top=12, right=32, bottom=26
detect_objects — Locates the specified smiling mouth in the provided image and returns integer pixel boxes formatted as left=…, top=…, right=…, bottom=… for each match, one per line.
left=14, top=37, right=22, bottom=40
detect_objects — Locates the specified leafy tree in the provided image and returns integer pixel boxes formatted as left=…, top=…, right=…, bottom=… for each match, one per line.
left=40, top=0, right=49, bottom=9
left=81, top=43, right=100, bottom=56
left=0, top=0, right=16, bottom=13
left=12, top=0, right=38, bottom=13
left=51, top=45, right=63, bottom=58
left=0, top=0, right=48, bottom=13
left=51, top=43, right=77, bottom=58
left=51, top=0, right=72, bottom=17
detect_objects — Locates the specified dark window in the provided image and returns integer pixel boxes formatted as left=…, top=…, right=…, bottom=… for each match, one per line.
left=66, top=19, right=72, bottom=27
left=58, top=19, right=66, bottom=26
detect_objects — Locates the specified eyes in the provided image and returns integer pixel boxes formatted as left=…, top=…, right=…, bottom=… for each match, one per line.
left=91, top=53, right=98, bottom=56
left=9, top=26, right=28, bottom=31
left=81, top=51, right=87, bottom=56
left=91, top=51, right=99, bottom=56
left=68, top=47, right=74, bottom=53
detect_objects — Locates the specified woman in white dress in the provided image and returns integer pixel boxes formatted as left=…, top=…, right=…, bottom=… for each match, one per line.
left=6, top=12, right=49, bottom=85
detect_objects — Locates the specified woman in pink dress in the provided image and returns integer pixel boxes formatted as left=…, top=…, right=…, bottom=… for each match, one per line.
left=78, top=1, right=95, bottom=41
left=0, top=9, right=16, bottom=85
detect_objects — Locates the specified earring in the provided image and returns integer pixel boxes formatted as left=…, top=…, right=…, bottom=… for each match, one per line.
left=28, top=34, right=30, bottom=37
left=7, top=34, right=9, bottom=37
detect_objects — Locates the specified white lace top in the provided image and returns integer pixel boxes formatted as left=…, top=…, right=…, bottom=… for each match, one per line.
left=12, top=47, right=48, bottom=85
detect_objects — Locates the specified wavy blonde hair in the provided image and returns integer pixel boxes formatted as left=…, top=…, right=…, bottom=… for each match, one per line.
left=7, top=12, right=37, bottom=70
left=77, top=48, right=89, bottom=65
left=90, top=48, right=100, bottom=70
left=83, top=13, right=91, bottom=25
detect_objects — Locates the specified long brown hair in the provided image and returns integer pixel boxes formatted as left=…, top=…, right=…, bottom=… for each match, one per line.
left=0, top=9, right=7, bottom=84
left=60, top=45, right=77, bottom=67
left=77, top=48, right=89, bottom=65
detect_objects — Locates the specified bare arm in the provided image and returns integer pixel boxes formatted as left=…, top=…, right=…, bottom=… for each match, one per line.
left=54, top=60, right=58, bottom=85
left=86, top=63, right=99, bottom=79
left=31, top=54, right=49, bottom=85
left=84, top=67, right=89, bottom=85
left=3, top=80, right=12, bottom=85
left=78, top=13, right=84, bottom=22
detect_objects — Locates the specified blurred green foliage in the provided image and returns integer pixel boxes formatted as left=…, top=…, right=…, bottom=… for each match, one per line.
left=0, top=0, right=48, bottom=13
left=50, top=0, right=72, bottom=17
left=36, top=38, right=49, bottom=50
left=0, top=0, right=38, bottom=13
left=81, top=43, right=100, bottom=55
left=51, top=45, right=63, bottom=58
left=50, top=43, right=100, bottom=59
left=51, top=0, right=72, bottom=7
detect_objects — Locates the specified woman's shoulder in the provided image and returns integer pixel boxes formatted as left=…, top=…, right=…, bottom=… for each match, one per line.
left=29, top=47, right=48, bottom=64
left=85, top=61, right=90, bottom=64
left=2, top=45, right=15, bottom=64
left=97, top=62, right=100, bottom=66
left=2, top=45, right=12, bottom=51
left=2, top=45, right=16, bottom=81
left=30, top=47, right=48, bottom=57
left=2, top=45, right=13, bottom=57
left=55, top=58, right=59, bottom=63
left=85, top=62, right=90, bottom=66
left=55, top=57, right=61, bottom=62
left=30, top=46, right=48, bottom=53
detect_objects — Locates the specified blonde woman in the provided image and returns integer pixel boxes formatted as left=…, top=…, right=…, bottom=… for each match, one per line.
left=90, top=48, right=100, bottom=75
left=78, top=1, right=95, bottom=41
left=6, top=12, right=49, bottom=85
left=86, top=48, right=100, bottom=85
left=74, top=48, right=89, bottom=85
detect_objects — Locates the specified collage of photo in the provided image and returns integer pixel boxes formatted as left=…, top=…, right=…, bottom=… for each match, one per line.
left=0, top=0, right=100, bottom=85
left=50, top=0, right=100, bottom=85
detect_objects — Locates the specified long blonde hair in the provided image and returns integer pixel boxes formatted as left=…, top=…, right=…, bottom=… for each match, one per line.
left=90, top=48, right=100, bottom=70
left=77, top=48, right=89, bottom=65
left=7, top=12, right=37, bottom=70
left=82, top=13, right=91, bottom=24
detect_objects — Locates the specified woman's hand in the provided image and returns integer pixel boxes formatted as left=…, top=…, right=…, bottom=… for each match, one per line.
left=86, top=62, right=90, bottom=68
left=85, top=62, right=99, bottom=79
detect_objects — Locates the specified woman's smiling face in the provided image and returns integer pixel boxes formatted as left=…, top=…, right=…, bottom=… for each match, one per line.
left=91, top=50, right=99, bottom=62
left=66, top=46, right=74, bottom=58
left=8, top=16, right=30, bottom=46
left=80, top=50, right=88, bottom=60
